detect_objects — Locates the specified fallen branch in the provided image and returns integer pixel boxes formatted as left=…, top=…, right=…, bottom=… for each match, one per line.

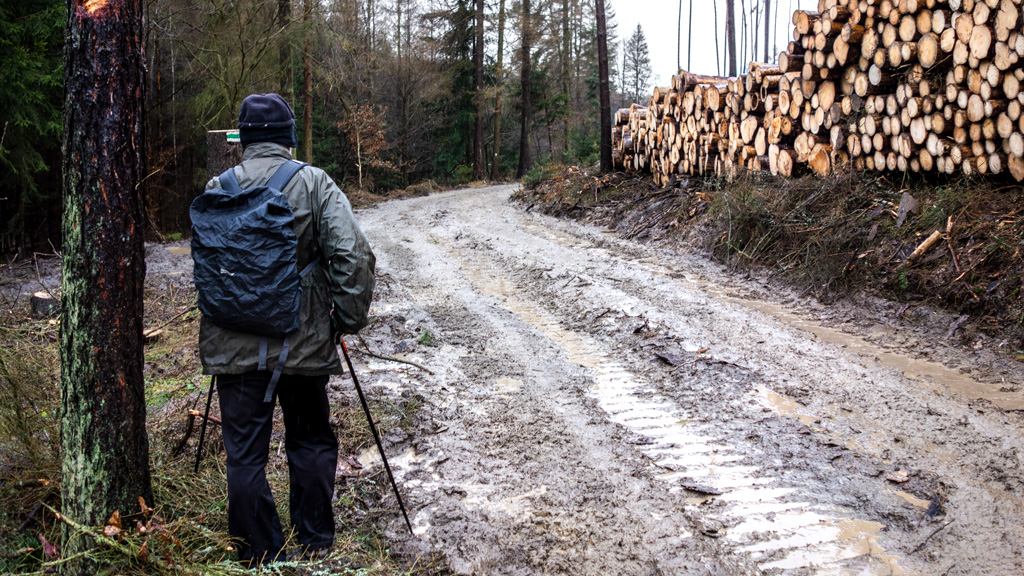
left=946, top=216, right=961, bottom=272
left=2, top=547, right=35, bottom=560
left=355, top=335, right=435, bottom=374
left=588, top=309, right=613, bottom=326
left=171, top=412, right=196, bottom=457
left=13, top=478, right=52, bottom=490
left=945, top=314, right=969, bottom=339
left=44, top=505, right=175, bottom=572
left=351, top=348, right=435, bottom=375
left=144, top=306, right=197, bottom=338
left=188, top=409, right=221, bottom=425
left=904, top=230, right=944, bottom=266
left=17, top=501, right=45, bottom=532
left=913, top=519, right=955, bottom=554
left=34, top=258, right=57, bottom=302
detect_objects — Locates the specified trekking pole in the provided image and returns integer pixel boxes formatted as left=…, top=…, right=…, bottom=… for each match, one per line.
left=339, top=337, right=414, bottom=535
left=194, top=376, right=217, bottom=474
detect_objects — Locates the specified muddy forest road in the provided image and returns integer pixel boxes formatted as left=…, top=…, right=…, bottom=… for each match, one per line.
left=353, top=184, right=1024, bottom=576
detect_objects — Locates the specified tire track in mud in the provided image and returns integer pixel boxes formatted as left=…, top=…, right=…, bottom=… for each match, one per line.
left=361, top=202, right=743, bottom=575
left=446, top=239, right=906, bottom=575
left=357, top=185, right=1024, bottom=576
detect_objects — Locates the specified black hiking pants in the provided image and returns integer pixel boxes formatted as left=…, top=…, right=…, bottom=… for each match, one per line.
left=217, top=372, right=338, bottom=566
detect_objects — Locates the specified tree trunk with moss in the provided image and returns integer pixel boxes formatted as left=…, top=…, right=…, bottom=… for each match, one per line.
left=60, top=0, right=152, bottom=573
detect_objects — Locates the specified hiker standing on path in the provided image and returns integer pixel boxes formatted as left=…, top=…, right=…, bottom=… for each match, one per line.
left=191, top=93, right=376, bottom=566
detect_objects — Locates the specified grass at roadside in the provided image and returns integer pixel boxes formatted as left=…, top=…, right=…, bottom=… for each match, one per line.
left=0, top=274, right=446, bottom=575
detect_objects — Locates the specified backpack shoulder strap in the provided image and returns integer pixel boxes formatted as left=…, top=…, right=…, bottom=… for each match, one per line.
left=218, top=166, right=242, bottom=194
left=266, top=159, right=308, bottom=191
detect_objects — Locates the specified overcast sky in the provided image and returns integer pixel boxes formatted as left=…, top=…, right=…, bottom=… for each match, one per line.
left=608, top=0, right=814, bottom=85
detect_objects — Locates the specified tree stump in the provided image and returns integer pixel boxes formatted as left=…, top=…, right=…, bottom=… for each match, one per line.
left=30, top=292, right=60, bottom=318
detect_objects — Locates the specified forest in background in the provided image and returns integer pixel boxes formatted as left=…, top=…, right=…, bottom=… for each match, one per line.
left=1, top=0, right=631, bottom=250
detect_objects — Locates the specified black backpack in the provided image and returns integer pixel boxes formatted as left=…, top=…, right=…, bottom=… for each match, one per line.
left=190, top=159, right=315, bottom=400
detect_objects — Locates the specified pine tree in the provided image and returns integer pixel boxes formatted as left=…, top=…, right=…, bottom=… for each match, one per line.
left=622, top=24, right=651, bottom=104
left=61, top=0, right=152, bottom=572
left=0, top=0, right=64, bottom=249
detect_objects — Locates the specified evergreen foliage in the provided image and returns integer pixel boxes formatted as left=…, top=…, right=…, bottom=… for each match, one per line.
left=623, top=23, right=651, bottom=106
left=0, top=0, right=64, bottom=250
left=0, top=0, right=623, bottom=249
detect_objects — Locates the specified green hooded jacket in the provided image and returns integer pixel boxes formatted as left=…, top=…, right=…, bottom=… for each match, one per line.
left=197, top=142, right=376, bottom=376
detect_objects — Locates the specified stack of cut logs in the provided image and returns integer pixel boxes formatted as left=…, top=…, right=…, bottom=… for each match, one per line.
left=613, top=0, right=1024, bottom=183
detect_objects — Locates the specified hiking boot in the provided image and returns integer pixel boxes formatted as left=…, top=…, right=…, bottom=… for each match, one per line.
left=285, top=546, right=332, bottom=562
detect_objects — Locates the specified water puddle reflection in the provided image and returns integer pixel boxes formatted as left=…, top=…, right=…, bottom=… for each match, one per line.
left=894, top=491, right=931, bottom=509
left=758, top=386, right=818, bottom=426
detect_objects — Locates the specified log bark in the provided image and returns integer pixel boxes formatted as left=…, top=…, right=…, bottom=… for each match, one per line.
left=609, top=0, right=1024, bottom=181
left=780, top=51, right=805, bottom=72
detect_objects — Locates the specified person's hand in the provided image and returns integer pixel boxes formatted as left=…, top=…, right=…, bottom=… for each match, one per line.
left=330, top=309, right=345, bottom=345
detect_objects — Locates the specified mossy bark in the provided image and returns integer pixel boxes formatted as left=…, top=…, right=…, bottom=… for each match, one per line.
left=60, top=0, right=152, bottom=574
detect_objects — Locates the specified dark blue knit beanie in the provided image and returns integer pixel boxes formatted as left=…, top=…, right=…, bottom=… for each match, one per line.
left=238, top=93, right=298, bottom=148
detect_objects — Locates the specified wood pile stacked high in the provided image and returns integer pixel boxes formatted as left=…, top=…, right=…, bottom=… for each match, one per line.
left=612, top=0, right=1024, bottom=182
